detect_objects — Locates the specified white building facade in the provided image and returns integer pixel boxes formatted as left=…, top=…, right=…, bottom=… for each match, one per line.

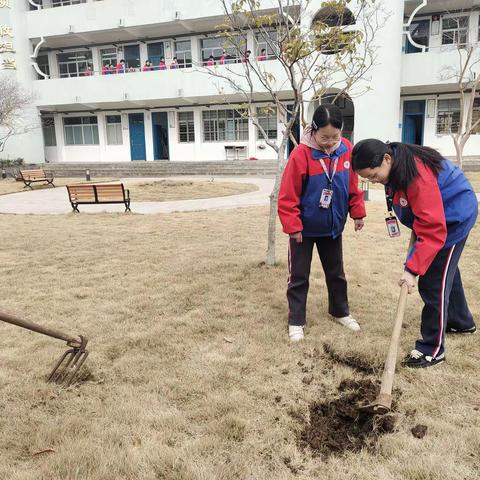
left=0, top=0, right=479, bottom=164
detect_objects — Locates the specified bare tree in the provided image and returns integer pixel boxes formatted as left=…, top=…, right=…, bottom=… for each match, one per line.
left=200, top=0, right=386, bottom=265
left=438, top=12, right=480, bottom=168
left=0, top=76, right=36, bottom=153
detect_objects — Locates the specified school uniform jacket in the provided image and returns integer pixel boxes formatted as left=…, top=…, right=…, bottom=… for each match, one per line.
left=389, top=159, right=478, bottom=276
left=278, top=139, right=366, bottom=238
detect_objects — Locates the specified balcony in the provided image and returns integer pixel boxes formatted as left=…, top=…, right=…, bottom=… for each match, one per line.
left=401, top=43, right=480, bottom=93
left=33, top=61, right=291, bottom=111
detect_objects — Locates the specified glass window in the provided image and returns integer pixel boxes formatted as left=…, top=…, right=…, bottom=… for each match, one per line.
left=175, top=40, right=192, bottom=68
left=63, top=117, right=99, bottom=145
left=202, top=110, right=248, bottom=142
left=36, top=54, right=50, bottom=79
left=437, top=99, right=460, bottom=134
left=200, top=36, right=245, bottom=65
left=255, top=30, right=279, bottom=60
left=100, top=47, right=117, bottom=68
left=57, top=50, right=93, bottom=78
left=442, top=16, right=469, bottom=46
left=123, top=44, right=141, bottom=70
left=106, top=115, right=123, bottom=145
left=178, top=112, right=195, bottom=143
left=257, top=107, right=277, bottom=139
left=41, top=117, right=56, bottom=147
left=405, top=20, right=430, bottom=53
left=147, top=42, right=165, bottom=67
left=51, top=0, right=86, bottom=7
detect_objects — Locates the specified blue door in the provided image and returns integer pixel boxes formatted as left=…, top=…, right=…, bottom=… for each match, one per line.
left=152, top=112, right=169, bottom=160
left=402, top=100, right=425, bottom=145
left=129, top=113, right=146, bottom=161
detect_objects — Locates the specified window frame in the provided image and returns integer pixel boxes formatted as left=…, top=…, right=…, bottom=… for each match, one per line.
left=105, top=115, right=123, bottom=145
left=178, top=111, right=195, bottom=143
left=63, top=116, right=99, bottom=146
left=175, top=40, right=192, bottom=69
left=436, top=98, right=461, bottom=135
left=256, top=107, right=277, bottom=140
left=202, top=109, right=249, bottom=142
left=41, top=117, right=57, bottom=147
left=255, top=29, right=279, bottom=60
left=441, top=15, right=469, bottom=47
left=57, top=50, right=93, bottom=78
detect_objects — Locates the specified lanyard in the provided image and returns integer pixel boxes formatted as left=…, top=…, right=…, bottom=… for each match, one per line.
left=385, top=186, right=394, bottom=213
left=319, top=156, right=339, bottom=186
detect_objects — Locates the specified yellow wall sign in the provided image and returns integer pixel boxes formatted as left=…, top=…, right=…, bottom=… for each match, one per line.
left=0, top=0, right=11, bottom=9
left=0, top=0, right=15, bottom=70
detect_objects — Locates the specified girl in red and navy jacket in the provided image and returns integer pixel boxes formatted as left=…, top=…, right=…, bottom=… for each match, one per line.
left=352, top=139, right=478, bottom=368
left=278, top=104, right=366, bottom=342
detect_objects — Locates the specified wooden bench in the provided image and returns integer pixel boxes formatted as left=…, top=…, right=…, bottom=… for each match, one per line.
left=66, top=183, right=131, bottom=213
left=20, top=169, right=55, bottom=189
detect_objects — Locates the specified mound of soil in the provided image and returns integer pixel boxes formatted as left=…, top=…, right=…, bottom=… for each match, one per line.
left=411, top=424, right=427, bottom=439
left=298, top=379, right=396, bottom=457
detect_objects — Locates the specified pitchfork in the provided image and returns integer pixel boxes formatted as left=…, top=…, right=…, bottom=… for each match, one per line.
left=0, top=310, right=89, bottom=386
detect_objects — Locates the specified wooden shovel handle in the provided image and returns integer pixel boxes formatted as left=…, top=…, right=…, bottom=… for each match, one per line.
left=377, top=232, right=416, bottom=402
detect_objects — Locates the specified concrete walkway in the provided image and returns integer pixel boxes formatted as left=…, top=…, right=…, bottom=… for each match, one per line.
left=0, top=176, right=477, bottom=215
left=0, top=176, right=275, bottom=215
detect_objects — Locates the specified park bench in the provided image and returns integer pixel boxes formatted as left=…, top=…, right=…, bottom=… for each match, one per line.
left=66, top=183, right=131, bottom=213
left=20, top=169, right=55, bottom=189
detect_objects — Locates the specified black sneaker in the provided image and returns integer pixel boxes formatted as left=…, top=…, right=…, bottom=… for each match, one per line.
left=403, top=350, right=445, bottom=369
left=446, top=325, right=476, bottom=334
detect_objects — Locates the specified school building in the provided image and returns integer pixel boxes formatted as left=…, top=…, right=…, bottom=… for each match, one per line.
left=0, top=0, right=479, bottom=164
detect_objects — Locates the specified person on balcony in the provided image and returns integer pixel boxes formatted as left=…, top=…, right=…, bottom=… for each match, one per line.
left=170, top=57, right=179, bottom=69
left=257, top=48, right=267, bottom=61
left=142, top=60, right=153, bottom=72
left=102, top=62, right=112, bottom=75
left=116, top=59, right=126, bottom=74
left=219, top=50, right=227, bottom=65
left=83, top=64, right=93, bottom=76
left=241, top=50, right=251, bottom=63
left=159, top=57, right=167, bottom=70
left=207, top=55, right=215, bottom=67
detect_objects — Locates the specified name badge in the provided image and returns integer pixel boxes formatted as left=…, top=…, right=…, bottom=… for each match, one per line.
left=319, top=188, right=333, bottom=209
left=385, top=215, right=401, bottom=238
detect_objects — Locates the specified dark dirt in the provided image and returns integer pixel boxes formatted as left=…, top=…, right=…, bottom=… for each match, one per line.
left=298, top=379, right=397, bottom=457
left=411, top=424, right=428, bottom=439
left=323, top=344, right=381, bottom=375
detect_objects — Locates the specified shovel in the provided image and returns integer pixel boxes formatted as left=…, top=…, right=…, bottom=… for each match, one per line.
left=359, top=232, right=416, bottom=414
left=0, top=310, right=89, bottom=386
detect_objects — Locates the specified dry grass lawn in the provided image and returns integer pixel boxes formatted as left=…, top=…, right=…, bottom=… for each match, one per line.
left=0, top=203, right=479, bottom=480
left=127, top=179, right=258, bottom=202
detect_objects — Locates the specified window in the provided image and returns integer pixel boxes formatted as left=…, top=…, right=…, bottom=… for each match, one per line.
left=200, top=36, right=245, bottom=65
left=436, top=99, right=460, bottom=134
left=36, top=54, right=50, bottom=79
left=63, top=117, right=99, bottom=145
left=255, top=30, right=279, bottom=59
left=178, top=112, right=195, bottom=143
left=42, top=117, right=56, bottom=147
left=442, top=16, right=469, bottom=46
left=52, top=0, right=86, bottom=7
left=405, top=20, right=430, bottom=53
left=203, top=110, right=248, bottom=142
left=57, top=50, right=92, bottom=78
left=106, top=115, right=123, bottom=145
left=175, top=40, right=192, bottom=68
left=257, top=107, right=277, bottom=139
left=147, top=42, right=165, bottom=67
left=100, top=48, right=117, bottom=67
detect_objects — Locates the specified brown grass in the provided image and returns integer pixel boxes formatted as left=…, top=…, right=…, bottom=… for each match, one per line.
left=127, top=179, right=258, bottom=202
left=0, top=203, right=478, bottom=480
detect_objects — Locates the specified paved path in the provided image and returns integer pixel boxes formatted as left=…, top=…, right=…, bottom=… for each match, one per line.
left=0, top=176, right=477, bottom=215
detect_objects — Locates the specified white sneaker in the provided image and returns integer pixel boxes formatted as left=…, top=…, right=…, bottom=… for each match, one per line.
left=332, top=315, right=361, bottom=332
left=288, top=325, right=305, bottom=342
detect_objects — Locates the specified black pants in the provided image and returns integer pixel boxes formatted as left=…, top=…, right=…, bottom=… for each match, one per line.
left=287, top=235, right=349, bottom=326
left=416, top=236, right=475, bottom=358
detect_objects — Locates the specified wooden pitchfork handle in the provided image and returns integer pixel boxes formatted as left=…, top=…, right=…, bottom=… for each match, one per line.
left=0, top=310, right=83, bottom=348
left=361, top=231, right=416, bottom=414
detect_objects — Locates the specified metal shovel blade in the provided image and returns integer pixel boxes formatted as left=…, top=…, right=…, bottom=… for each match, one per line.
left=358, top=393, right=392, bottom=415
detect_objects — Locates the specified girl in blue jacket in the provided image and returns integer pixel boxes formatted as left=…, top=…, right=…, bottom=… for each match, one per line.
left=352, top=139, right=477, bottom=368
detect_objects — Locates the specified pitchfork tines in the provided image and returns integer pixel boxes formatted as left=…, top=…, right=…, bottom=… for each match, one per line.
left=48, top=335, right=89, bottom=386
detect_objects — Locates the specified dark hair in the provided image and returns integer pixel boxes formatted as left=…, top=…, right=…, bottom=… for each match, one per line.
left=311, top=104, right=343, bottom=131
left=352, top=139, right=444, bottom=191
left=120, top=59, right=125, bottom=63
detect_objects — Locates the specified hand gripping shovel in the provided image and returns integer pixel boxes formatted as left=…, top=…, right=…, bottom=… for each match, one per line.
left=0, top=310, right=89, bottom=386
left=360, top=232, right=416, bottom=415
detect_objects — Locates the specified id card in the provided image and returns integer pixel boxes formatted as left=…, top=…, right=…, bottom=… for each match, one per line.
left=319, top=188, right=333, bottom=209
left=385, top=215, right=400, bottom=238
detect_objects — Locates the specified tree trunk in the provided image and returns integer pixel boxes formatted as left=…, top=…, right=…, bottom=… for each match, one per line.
left=266, top=144, right=287, bottom=266
left=454, top=138, right=464, bottom=170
